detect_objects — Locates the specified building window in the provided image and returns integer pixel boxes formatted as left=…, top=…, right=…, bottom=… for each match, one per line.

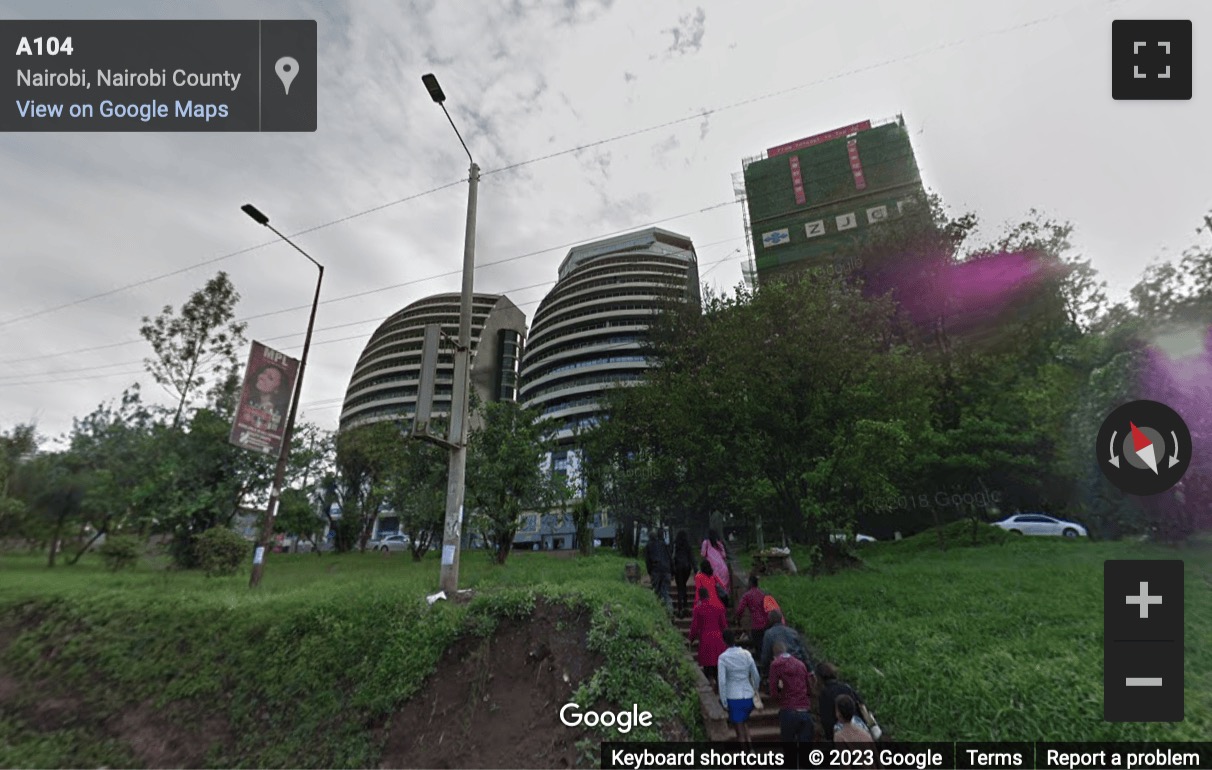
left=497, top=329, right=521, bottom=402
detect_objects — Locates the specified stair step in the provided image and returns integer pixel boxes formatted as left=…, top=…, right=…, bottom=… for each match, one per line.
left=748, top=724, right=785, bottom=741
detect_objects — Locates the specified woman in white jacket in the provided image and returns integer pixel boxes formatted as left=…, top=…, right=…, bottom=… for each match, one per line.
left=716, top=629, right=761, bottom=746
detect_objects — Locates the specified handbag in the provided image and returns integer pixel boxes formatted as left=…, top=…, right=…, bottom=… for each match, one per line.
left=859, top=702, right=882, bottom=739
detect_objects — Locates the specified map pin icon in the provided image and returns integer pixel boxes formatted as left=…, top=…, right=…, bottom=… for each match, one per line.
left=275, top=56, right=299, bottom=95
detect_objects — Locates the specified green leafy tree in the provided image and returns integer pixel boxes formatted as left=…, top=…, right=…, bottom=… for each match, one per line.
left=272, top=424, right=336, bottom=553
left=331, top=421, right=400, bottom=552
left=12, top=450, right=88, bottom=567
left=159, top=408, right=273, bottom=568
left=62, top=387, right=163, bottom=563
left=585, top=274, right=935, bottom=569
left=1071, top=216, right=1212, bottom=542
left=140, top=271, right=247, bottom=430
left=0, top=423, right=38, bottom=537
left=466, top=401, right=557, bottom=564
left=382, top=435, right=447, bottom=561
left=275, top=488, right=327, bottom=553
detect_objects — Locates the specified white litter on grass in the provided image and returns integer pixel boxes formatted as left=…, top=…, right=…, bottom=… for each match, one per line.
left=426, top=591, right=447, bottom=605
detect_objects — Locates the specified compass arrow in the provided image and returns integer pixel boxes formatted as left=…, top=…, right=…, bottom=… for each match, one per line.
left=1130, top=422, right=1159, bottom=475
left=1169, top=430, right=1181, bottom=468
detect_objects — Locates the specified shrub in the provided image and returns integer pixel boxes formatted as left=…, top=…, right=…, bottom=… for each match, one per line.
left=97, top=535, right=141, bottom=572
left=194, top=527, right=249, bottom=577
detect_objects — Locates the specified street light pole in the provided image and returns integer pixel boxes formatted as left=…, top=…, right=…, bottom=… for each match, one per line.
left=241, top=203, right=325, bottom=589
left=423, top=73, right=478, bottom=595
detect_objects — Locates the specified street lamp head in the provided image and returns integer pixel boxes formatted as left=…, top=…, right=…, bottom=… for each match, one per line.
left=241, top=204, right=269, bottom=225
left=422, top=73, right=446, bottom=104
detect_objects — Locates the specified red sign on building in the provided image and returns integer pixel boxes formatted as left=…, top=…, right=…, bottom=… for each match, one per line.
left=788, top=155, right=806, bottom=205
left=767, top=120, right=872, bottom=158
left=229, top=341, right=300, bottom=456
left=847, top=139, right=867, bottom=190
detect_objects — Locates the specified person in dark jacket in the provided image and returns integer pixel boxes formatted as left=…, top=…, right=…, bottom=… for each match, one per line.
left=672, top=530, right=695, bottom=617
left=815, top=662, right=868, bottom=742
left=644, top=527, right=673, bottom=612
left=760, top=610, right=811, bottom=680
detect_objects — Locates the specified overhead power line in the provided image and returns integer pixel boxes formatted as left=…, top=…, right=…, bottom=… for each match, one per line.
left=0, top=218, right=743, bottom=367
left=0, top=249, right=747, bottom=388
left=0, top=1, right=1095, bottom=330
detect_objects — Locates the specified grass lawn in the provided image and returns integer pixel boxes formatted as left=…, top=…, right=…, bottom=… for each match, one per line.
left=0, top=548, right=700, bottom=768
left=762, top=528, right=1212, bottom=741
left=2, top=529, right=1209, bottom=766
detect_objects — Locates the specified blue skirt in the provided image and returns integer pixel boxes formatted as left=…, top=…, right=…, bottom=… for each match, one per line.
left=727, top=698, right=755, bottom=724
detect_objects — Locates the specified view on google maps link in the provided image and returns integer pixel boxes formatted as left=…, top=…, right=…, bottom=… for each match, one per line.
left=0, top=2, right=1208, bottom=769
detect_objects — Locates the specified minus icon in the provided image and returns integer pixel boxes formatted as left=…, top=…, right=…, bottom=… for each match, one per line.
left=1126, top=678, right=1163, bottom=686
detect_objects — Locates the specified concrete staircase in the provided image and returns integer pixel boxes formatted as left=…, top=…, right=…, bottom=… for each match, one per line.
left=672, top=608, right=783, bottom=742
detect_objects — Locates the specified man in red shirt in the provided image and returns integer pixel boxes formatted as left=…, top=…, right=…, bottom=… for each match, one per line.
left=735, top=575, right=770, bottom=656
left=768, top=640, right=815, bottom=743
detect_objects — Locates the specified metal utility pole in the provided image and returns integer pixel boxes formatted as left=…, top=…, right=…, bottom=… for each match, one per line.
left=422, top=73, right=479, bottom=594
left=241, top=203, right=325, bottom=589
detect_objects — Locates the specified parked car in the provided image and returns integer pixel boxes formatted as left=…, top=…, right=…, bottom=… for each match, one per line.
left=829, top=532, right=876, bottom=544
left=373, top=534, right=411, bottom=552
left=992, top=514, right=1087, bottom=538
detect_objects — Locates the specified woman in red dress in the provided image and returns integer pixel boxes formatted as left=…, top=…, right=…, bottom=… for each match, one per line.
left=689, top=586, right=728, bottom=686
left=693, top=559, right=726, bottom=610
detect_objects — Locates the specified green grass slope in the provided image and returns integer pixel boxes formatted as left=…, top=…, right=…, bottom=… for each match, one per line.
left=763, top=531, right=1211, bottom=741
left=0, top=550, right=700, bottom=768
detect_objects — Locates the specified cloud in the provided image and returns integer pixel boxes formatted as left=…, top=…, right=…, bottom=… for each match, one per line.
left=624, top=71, right=638, bottom=82
left=651, top=134, right=681, bottom=167
left=662, top=6, right=706, bottom=56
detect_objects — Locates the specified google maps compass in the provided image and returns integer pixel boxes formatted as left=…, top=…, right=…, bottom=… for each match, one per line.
left=1097, top=400, right=1191, bottom=495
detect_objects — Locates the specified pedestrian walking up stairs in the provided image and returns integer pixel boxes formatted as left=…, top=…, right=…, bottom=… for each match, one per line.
left=671, top=611, right=784, bottom=742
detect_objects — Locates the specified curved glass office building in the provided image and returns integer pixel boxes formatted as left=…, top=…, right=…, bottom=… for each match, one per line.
left=516, top=228, right=700, bottom=545
left=339, top=293, right=526, bottom=433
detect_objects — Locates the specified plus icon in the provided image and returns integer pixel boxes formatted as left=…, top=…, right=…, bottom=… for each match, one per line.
left=1126, top=581, right=1163, bottom=619
left=1112, top=20, right=1192, bottom=100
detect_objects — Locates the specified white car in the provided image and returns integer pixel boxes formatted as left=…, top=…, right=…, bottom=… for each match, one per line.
left=829, top=532, right=877, bottom=544
left=373, top=534, right=411, bottom=552
left=993, top=514, right=1087, bottom=538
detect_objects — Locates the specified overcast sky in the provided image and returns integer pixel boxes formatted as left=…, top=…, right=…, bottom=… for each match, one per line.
left=2, top=0, right=1209, bottom=443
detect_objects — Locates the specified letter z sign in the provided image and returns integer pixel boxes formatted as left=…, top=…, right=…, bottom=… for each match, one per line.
left=1112, top=20, right=1192, bottom=100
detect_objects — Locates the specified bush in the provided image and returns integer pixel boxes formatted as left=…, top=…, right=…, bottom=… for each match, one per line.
left=97, top=535, right=141, bottom=572
left=194, top=527, right=249, bottom=577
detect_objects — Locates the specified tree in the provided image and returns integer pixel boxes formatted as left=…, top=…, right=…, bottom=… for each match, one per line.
left=272, top=424, right=336, bottom=553
left=381, top=435, right=447, bottom=561
left=1069, top=216, right=1212, bottom=542
left=61, top=387, right=163, bottom=563
left=585, top=275, right=936, bottom=569
left=0, top=423, right=38, bottom=537
left=158, top=408, right=274, bottom=568
left=331, top=421, right=400, bottom=553
left=274, top=488, right=326, bottom=553
left=12, top=450, right=88, bottom=567
left=466, top=401, right=557, bottom=564
left=140, top=271, right=247, bottom=430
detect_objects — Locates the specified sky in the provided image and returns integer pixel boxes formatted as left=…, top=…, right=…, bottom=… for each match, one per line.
left=2, top=0, right=1210, bottom=443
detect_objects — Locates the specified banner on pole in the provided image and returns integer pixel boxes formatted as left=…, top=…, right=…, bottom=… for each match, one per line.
left=229, top=341, right=299, bottom=456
